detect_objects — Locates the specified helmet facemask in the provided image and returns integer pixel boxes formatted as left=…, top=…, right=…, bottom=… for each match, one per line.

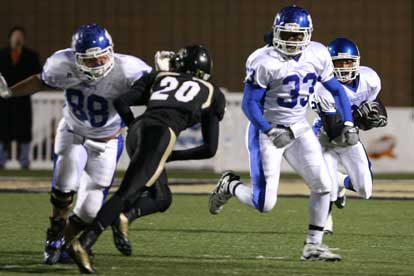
left=332, top=55, right=360, bottom=83
left=74, top=46, right=114, bottom=80
left=273, top=24, right=312, bottom=56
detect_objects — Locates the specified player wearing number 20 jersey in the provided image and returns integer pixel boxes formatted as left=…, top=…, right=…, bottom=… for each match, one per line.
left=39, top=25, right=151, bottom=264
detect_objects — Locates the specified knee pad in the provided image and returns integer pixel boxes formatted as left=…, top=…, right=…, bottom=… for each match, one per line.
left=50, top=188, right=74, bottom=209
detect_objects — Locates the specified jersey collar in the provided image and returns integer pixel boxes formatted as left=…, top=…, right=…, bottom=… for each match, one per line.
left=344, top=75, right=360, bottom=92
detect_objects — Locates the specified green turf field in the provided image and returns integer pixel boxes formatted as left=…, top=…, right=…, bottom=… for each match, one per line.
left=0, top=194, right=413, bottom=276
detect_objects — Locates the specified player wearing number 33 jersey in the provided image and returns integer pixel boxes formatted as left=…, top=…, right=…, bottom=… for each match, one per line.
left=0, top=24, right=151, bottom=264
left=209, top=5, right=356, bottom=261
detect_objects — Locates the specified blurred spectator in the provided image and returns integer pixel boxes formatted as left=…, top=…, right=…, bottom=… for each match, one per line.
left=0, top=26, right=41, bottom=169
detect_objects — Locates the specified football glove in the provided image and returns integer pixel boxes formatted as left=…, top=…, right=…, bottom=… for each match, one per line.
left=154, top=51, right=175, bottom=71
left=331, top=126, right=359, bottom=147
left=267, top=127, right=294, bottom=148
left=353, top=102, right=388, bottom=130
left=0, top=73, right=12, bottom=99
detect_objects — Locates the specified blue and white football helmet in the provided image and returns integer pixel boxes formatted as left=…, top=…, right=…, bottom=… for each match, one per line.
left=272, top=6, right=313, bottom=56
left=328, top=38, right=360, bottom=82
left=71, top=24, right=114, bottom=80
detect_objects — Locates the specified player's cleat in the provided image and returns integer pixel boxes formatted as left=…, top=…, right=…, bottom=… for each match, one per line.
left=111, top=213, right=132, bottom=256
left=43, top=217, right=66, bottom=265
left=209, top=171, right=239, bottom=215
left=301, top=243, right=341, bottom=261
left=43, top=229, right=64, bottom=264
left=335, top=185, right=346, bottom=209
left=323, top=213, right=333, bottom=235
left=67, top=239, right=96, bottom=274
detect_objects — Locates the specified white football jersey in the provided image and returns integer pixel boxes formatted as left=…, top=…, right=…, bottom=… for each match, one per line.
left=41, top=48, right=152, bottom=139
left=245, top=41, right=335, bottom=126
left=310, top=66, right=381, bottom=116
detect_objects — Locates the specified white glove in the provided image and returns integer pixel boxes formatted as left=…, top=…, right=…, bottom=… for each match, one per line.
left=267, top=127, right=294, bottom=148
left=331, top=126, right=359, bottom=147
left=154, top=51, right=175, bottom=71
left=0, top=73, right=12, bottom=99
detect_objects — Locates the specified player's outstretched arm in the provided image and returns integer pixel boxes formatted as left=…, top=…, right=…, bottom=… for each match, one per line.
left=168, top=113, right=219, bottom=162
left=0, top=73, right=50, bottom=98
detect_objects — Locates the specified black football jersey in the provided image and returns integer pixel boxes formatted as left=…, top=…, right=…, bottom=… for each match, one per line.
left=142, top=71, right=225, bottom=134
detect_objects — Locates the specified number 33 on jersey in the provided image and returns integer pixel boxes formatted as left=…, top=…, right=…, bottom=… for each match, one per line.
left=245, top=42, right=335, bottom=126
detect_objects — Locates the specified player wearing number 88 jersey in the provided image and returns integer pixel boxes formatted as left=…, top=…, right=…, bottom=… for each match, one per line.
left=209, top=5, right=356, bottom=261
left=0, top=24, right=152, bottom=264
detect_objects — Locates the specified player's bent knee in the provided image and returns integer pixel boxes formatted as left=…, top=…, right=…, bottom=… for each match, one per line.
left=158, top=190, right=172, bottom=213
left=50, top=188, right=75, bottom=209
left=254, top=197, right=277, bottom=213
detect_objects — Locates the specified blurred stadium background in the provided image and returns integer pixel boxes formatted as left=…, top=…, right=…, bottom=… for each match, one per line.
left=0, top=1, right=413, bottom=276
left=0, top=0, right=412, bottom=175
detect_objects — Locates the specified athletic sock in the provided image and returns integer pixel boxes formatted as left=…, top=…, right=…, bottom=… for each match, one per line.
left=344, top=176, right=356, bottom=192
left=338, top=172, right=355, bottom=192
left=233, top=182, right=255, bottom=208
left=307, top=191, right=330, bottom=244
left=306, top=226, right=324, bottom=244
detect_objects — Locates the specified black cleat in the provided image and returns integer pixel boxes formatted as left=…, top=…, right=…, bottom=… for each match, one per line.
left=111, top=213, right=132, bottom=256
left=43, top=217, right=65, bottom=265
left=67, top=239, right=96, bottom=274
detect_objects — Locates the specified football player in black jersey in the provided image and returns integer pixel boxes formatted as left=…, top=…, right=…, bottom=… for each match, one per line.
left=67, top=45, right=226, bottom=274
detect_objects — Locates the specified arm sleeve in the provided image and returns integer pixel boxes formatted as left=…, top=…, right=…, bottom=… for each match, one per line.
left=321, top=112, right=344, bottom=139
left=113, top=72, right=154, bottom=126
left=322, top=77, right=354, bottom=124
left=168, top=113, right=219, bottom=161
left=242, top=82, right=272, bottom=133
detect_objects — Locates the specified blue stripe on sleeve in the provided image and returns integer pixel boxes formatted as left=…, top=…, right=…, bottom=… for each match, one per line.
left=242, top=82, right=272, bottom=133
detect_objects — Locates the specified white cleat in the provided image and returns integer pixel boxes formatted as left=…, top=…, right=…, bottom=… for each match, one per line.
left=324, top=213, right=334, bottom=235
left=301, top=243, right=341, bottom=262
left=208, top=171, right=239, bottom=215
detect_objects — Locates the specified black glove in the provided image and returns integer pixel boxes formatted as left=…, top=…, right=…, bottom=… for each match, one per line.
left=353, top=102, right=388, bottom=130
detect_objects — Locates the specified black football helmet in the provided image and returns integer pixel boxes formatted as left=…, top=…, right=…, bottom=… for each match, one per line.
left=171, top=45, right=212, bottom=80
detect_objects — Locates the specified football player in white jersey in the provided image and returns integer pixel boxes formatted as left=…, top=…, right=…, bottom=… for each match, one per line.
left=309, top=38, right=387, bottom=234
left=0, top=24, right=152, bottom=264
left=209, top=6, right=358, bottom=261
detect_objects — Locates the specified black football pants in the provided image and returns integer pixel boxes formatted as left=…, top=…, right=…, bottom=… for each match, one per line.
left=87, top=119, right=176, bottom=235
